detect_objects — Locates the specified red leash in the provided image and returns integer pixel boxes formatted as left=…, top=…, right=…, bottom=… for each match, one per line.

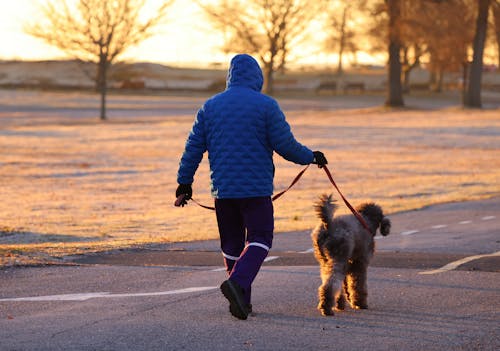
left=175, top=164, right=372, bottom=233
left=321, top=166, right=372, bottom=233
left=271, top=164, right=310, bottom=201
left=175, top=165, right=311, bottom=210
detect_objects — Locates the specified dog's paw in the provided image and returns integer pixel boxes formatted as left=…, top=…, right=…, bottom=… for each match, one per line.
left=352, top=303, right=368, bottom=310
left=335, top=297, right=346, bottom=311
left=320, top=308, right=334, bottom=316
left=318, top=303, right=334, bottom=316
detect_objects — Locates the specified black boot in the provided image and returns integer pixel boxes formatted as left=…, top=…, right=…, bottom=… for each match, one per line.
left=220, top=280, right=248, bottom=320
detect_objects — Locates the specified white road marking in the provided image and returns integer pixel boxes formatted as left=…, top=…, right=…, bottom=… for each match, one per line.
left=431, top=224, right=448, bottom=229
left=211, top=267, right=227, bottom=272
left=481, top=216, right=496, bottom=221
left=459, top=220, right=472, bottom=224
left=400, top=230, right=419, bottom=236
left=419, top=251, right=500, bottom=275
left=299, top=248, right=314, bottom=254
left=0, top=286, right=218, bottom=302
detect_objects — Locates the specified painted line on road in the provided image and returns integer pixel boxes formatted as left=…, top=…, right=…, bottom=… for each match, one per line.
left=431, top=224, right=448, bottom=229
left=419, top=251, right=500, bottom=275
left=211, top=267, right=227, bottom=272
left=459, top=220, right=472, bottom=224
left=0, top=286, right=218, bottom=302
left=481, top=216, right=495, bottom=221
left=400, top=230, right=419, bottom=236
left=299, top=248, right=314, bottom=254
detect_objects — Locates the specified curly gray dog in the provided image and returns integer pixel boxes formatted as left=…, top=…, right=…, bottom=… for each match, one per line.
left=311, top=194, right=391, bottom=316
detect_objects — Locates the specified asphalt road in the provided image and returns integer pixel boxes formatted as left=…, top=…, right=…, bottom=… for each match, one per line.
left=1, top=198, right=499, bottom=351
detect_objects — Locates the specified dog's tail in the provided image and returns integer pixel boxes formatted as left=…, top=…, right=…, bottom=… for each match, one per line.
left=380, top=217, right=391, bottom=236
left=314, top=194, right=338, bottom=228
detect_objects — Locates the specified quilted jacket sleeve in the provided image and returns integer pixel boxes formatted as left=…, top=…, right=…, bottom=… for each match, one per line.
left=177, top=108, right=207, bottom=184
left=266, top=100, right=313, bottom=165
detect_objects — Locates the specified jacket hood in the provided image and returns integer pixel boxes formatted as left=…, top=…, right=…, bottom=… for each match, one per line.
left=226, top=54, right=263, bottom=92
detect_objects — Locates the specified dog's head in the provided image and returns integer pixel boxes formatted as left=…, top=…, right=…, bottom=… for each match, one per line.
left=356, top=202, right=391, bottom=236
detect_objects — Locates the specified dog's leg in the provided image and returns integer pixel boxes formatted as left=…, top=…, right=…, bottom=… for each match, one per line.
left=344, top=278, right=351, bottom=304
left=318, top=261, right=346, bottom=316
left=335, top=278, right=348, bottom=311
left=332, top=267, right=346, bottom=312
left=317, top=263, right=334, bottom=316
left=346, top=260, right=369, bottom=309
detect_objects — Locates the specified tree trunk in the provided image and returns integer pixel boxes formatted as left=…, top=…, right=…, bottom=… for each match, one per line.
left=337, top=6, right=348, bottom=75
left=97, top=55, right=108, bottom=120
left=385, top=0, right=404, bottom=107
left=464, top=0, right=491, bottom=108
left=263, top=62, right=274, bottom=95
left=429, top=70, right=436, bottom=91
left=430, top=69, right=444, bottom=93
left=402, top=45, right=422, bottom=93
left=100, top=79, right=107, bottom=121
left=402, top=46, right=410, bottom=93
left=436, top=69, right=444, bottom=93
left=402, top=67, right=411, bottom=93
left=462, top=61, right=470, bottom=104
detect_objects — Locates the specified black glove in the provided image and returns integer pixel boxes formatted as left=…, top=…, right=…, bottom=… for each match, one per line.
left=312, top=151, right=328, bottom=168
left=175, top=184, right=192, bottom=207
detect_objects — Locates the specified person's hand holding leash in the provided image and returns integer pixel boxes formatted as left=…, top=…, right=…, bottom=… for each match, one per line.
left=175, top=184, right=192, bottom=207
left=312, top=151, right=328, bottom=168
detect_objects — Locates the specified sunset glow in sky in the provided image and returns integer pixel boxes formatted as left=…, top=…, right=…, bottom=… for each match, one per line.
left=0, top=0, right=385, bottom=67
left=0, top=0, right=232, bottom=66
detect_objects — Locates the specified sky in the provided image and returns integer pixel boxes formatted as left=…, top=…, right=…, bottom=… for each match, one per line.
left=0, top=0, right=232, bottom=66
left=0, top=0, right=383, bottom=68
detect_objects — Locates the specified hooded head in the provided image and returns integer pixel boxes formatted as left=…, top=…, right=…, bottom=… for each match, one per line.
left=226, top=54, right=264, bottom=92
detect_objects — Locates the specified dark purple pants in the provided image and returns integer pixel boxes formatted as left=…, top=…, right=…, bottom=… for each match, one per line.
left=215, top=197, right=274, bottom=305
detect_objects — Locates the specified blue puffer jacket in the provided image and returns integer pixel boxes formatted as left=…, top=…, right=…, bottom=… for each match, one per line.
left=177, top=54, right=313, bottom=198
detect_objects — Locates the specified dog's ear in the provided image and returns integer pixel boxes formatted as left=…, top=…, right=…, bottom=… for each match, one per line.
left=379, top=217, right=391, bottom=236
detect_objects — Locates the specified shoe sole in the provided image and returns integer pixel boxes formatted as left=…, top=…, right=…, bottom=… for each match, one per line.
left=220, top=281, right=248, bottom=320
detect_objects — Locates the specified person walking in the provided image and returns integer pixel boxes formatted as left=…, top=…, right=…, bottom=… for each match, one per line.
left=176, top=54, right=328, bottom=320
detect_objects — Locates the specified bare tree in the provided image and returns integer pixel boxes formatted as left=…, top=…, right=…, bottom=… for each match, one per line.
left=365, top=1, right=388, bottom=59
left=197, top=0, right=326, bottom=95
left=365, top=0, right=405, bottom=104
left=420, top=0, right=475, bottom=92
left=323, top=0, right=365, bottom=75
left=366, top=0, right=475, bottom=96
left=25, top=0, right=174, bottom=120
left=464, top=0, right=492, bottom=108
left=397, top=1, right=426, bottom=92
left=385, top=0, right=404, bottom=107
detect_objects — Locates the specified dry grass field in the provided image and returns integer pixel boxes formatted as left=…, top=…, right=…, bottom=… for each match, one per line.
left=0, top=89, right=499, bottom=266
